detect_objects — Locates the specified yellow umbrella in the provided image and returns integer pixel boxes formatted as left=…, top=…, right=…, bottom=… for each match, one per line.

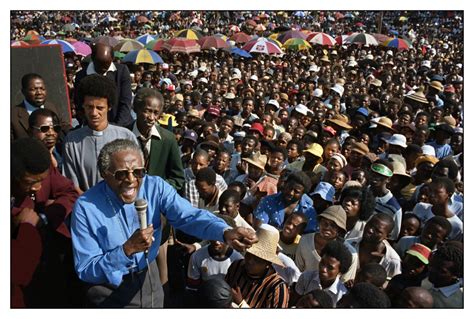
left=283, top=38, right=311, bottom=51
left=269, top=33, right=280, bottom=41
left=174, top=29, right=202, bottom=40
left=399, top=16, right=408, bottom=22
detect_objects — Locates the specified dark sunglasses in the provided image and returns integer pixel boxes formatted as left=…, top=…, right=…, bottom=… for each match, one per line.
left=32, top=125, right=61, bottom=133
left=108, top=167, right=146, bottom=181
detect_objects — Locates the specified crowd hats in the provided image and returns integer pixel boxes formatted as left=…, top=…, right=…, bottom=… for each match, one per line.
left=383, top=134, right=407, bottom=148
left=327, top=114, right=352, bottom=130
left=430, top=80, right=444, bottom=92
left=370, top=163, right=393, bottom=177
left=405, top=88, right=429, bottom=104
left=249, top=122, right=264, bottom=136
left=406, top=243, right=432, bottom=265
left=351, top=142, right=370, bottom=155
left=415, top=154, right=439, bottom=167
left=318, top=205, right=347, bottom=232
left=310, top=182, right=336, bottom=202
left=304, top=143, right=324, bottom=158
left=371, top=116, right=394, bottom=131
left=183, top=130, right=198, bottom=143
left=246, top=224, right=284, bottom=266
left=158, top=113, right=178, bottom=127
left=330, top=153, right=347, bottom=167
left=242, top=153, right=267, bottom=170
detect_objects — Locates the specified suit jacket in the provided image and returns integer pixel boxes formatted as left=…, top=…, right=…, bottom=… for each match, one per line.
left=146, top=125, right=185, bottom=192
left=11, top=101, right=70, bottom=141
left=74, top=63, right=133, bottom=127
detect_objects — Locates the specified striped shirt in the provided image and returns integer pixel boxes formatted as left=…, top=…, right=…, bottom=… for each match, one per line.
left=184, top=168, right=227, bottom=208
left=225, top=259, right=289, bottom=308
left=373, top=189, right=402, bottom=241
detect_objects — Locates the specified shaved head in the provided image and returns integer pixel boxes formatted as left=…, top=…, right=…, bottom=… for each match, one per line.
left=92, top=43, right=114, bottom=75
left=396, top=287, right=433, bottom=308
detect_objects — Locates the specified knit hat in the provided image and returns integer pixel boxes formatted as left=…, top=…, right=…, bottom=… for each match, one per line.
left=330, top=153, right=347, bottom=167
left=318, top=205, right=347, bottom=232
left=246, top=224, right=284, bottom=266
left=406, top=243, right=431, bottom=265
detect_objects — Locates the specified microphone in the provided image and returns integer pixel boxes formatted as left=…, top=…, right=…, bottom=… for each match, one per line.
left=135, top=198, right=148, bottom=257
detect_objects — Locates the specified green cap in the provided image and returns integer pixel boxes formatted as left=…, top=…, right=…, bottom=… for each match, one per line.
left=371, top=163, right=393, bottom=177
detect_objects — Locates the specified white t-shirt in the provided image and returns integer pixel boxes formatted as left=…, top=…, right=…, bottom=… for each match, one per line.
left=413, top=202, right=463, bottom=240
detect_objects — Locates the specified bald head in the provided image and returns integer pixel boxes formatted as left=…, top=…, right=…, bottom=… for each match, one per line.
left=397, top=287, right=433, bottom=308
left=92, top=43, right=114, bottom=75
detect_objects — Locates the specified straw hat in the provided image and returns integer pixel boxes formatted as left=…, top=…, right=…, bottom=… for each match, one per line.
left=372, top=116, right=394, bottom=131
left=391, top=159, right=411, bottom=178
left=320, top=55, right=331, bottom=63
left=405, top=89, right=429, bottom=104
left=429, top=80, right=444, bottom=92
left=318, top=205, right=347, bottom=232
left=327, top=114, right=353, bottom=130
left=415, top=155, right=439, bottom=167
left=304, top=143, right=324, bottom=158
left=246, top=224, right=284, bottom=266
left=242, top=153, right=267, bottom=170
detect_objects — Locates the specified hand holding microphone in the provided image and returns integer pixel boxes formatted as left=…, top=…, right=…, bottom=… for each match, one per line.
left=122, top=199, right=154, bottom=257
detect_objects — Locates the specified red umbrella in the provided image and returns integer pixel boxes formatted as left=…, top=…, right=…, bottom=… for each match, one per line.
left=137, top=15, right=149, bottom=23
left=231, top=32, right=252, bottom=43
left=229, top=25, right=241, bottom=32
left=307, top=32, right=337, bottom=46
left=26, top=30, right=40, bottom=36
left=11, top=40, right=30, bottom=47
left=162, top=38, right=201, bottom=54
left=242, top=37, right=283, bottom=55
left=147, top=39, right=167, bottom=51
left=355, top=22, right=365, bottom=28
left=277, top=30, right=307, bottom=43
left=198, top=36, right=230, bottom=50
left=335, top=12, right=344, bottom=20
left=382, top=38, right=412, bottom=50
left=335, top=34, right=350, bottom=45
left=246, top=19, right=257, bottom=27
left=372, top=33, right=391, bottom=44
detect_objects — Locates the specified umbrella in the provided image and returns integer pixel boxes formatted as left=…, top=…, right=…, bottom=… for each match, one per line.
left=230, top=32, right=252, bottom=43
left=114, top=51, right=126, bottom=59
left=100, top=15, right=118, bottom=23
left=136, top=34, right=156, bottom=45
left=255, top=24, right=266, bottom=32
left=283, top=38, right=311, bottom=51
left=174, top=29, right=202, bottom=40
left=229, top=47, right=252, bottom=58
left=293, top=11, right=306, bottom=17
left=335, top=34, right=350, bottom=45
left=72, top=41, right=92, bottom=56
left=198, top=36, right=230, bottom=50
left=162, top=38, right=201, bottom=54
left=213, top=33, right=228, bottom=41
left=382, top=38, right=412, bottom=50
left=277, top=30, right=307, bottom=43
left=122, top=48, right=164, bottom=64
left=344, top=32, right=378, bottom=45
left=355, top=22, right=366, bottom=28
left=11, top=40, right=30, bottom=47
left=137, top=15, right=149, bottom=23
left=345, top=13, right=355, bottom=19
left=93, top=36, right=119, bottom=47
left=146, top=39, right=167, bottom=51
left=242, top=37, right=283, bottom=55
left=371, top=33, right=391, bottom=43
left=399, top=16, right=408, bottom=22
left=40, top=39, right=76, bottom=53
left=114, top=39, right=145, bottom=52
left=229, top=25, right=241, bottom=32
left=23, top=34, right=45, bottom=44
left=389, top=29, right=399, bottom=36
left=307, top=32, right=337, bottom=46
left=26, top=30, right=40, bottom=36
left=63, top=23, right=79, bottom=32
left=246, top=19, right=257, bottom=27
left=335, top=12, right=344, bottom=20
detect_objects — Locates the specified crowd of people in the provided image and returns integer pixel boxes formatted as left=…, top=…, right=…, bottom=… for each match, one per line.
left=11, top=10, right=463, bottom=309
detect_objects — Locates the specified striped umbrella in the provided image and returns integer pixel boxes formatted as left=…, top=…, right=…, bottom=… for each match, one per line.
left=230, top=32, right=253, bottom=44
left=277, top=30, right=307, bottom=43
left=335, top=34, right=350, bottom=45
left=72, top=41, right=92, bottom=56
left=23, top=34, right=45, bottom=44
left=213, top=33, right=228, bottom=41
left=146, top=39, right=167, bottom=51
left=93, top=36, right=119, bottom=47
left=372, top=33, right=391, bottom=44
left=344, top=32, right=378, bottom=46
left=162, top=38, right=201, bottom=54
left=135, top=34, right=156, bottom=45
left=382, top=38, right=412, bottom=50
left=40, top=39, right=76, bottom=53
left=114, top=39, right=145, bottom=52
left=122, top=48, right=164, bottom=64
left=283, top=38, right=311, bottom=51
left=11, top=40, right=30, bottom=47
left=307, top=32, right=337, bottom=46
left=242, top=37, right=283, bottom=55
left=198, top=36, right=230, bottom=50
left=174, top=29, right=202, bottom=40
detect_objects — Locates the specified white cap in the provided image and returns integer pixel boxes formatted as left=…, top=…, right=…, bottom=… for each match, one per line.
left=198, top=77, right=208, bottom=83
left=309, top=64, right=320, bottom=72
left=386, top=50, right=393, bottom=56
left=250, top=74, right=259, bottom=81
left=198, top=66, right=208, bottom=72
left=421, top=60, right=431, bottom=68
left=348, top=60, right=358, bottom=67
left=330, top=84, right=344, bottom=97
left=421, top=145, right=436, bottom=157
left=313, top=88, right=323, bottom=98
left=266, top=99, right=280, bottom=109
left=161, top=63, right=169, bottom=69
left=294, top=104, right=313, bottom=116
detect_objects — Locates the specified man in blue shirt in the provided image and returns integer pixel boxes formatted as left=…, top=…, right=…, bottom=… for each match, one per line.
left=253, top=171, right=317, bottom=233
left=71, top=139, right=256, bottom=308
left=427, top=124, right=454, bottom=159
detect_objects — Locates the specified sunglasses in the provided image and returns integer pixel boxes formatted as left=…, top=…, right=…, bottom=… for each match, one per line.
left=32, top=125, right=61, bottom=133
left=108, top=167, right=146, bottom=181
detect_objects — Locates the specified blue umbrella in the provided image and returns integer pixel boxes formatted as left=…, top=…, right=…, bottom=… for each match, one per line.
left=293, top=11, right=306, bottom=17
left=122, top=48, right=164, bottom=64
left=40, top=39, right=76, bottom=53
left=389, top=29, right=399, bottom=36
left=230, top=47, right=252, bottom=58
left=136, top=34, right=156, bottom=45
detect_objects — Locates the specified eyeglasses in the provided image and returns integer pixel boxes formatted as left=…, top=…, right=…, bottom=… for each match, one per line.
left=108, top=167, right=146, bottom=181
left=32, top=125, right=61, bottom=133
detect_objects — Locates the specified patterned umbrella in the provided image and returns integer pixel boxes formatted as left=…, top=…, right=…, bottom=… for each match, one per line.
left=40, top=39, right=76, bottom=53
left=335, top=34, right=350, bottom=45
left=11, top=40, right=30, bottom=47
left=307, top=32, right=337, bottom=46
left=229, top=25, right=241, bottom=32
left=255, top=24, right=266, bottom=32
left=146, top=39, right=167, bottom=51
left=174, top=29, right=202, bottom=40
left=23, top=34, right=45, bottom=44
left=371, top=33, right=391, bottom=44
left=72, top=41, right=92, bottom=57
left=162, top=38, right=201, bottom=54
left=213, top=33, right=228, bottom=41
left=198, top=36, right=230, bottom=50
left=137, top=15, right=149, bottom=24
left=230, top=32, right=253, bottom=44
left=93, top=36, right=119, bottom=47
left=382, top=38, right=412, bottom=50
left=122, top=48, right=164, bottom=64
left=344, top=32, right=378, bottom=45
left=229, top=47, right=252, bottom=58
left=283, top=38, right=311, bottom=51
left=135, top=34, right=156, bottom=45
left=277, top=30, right=307, bottom=43
left=26, top=30, right=40, bottom=36
left=242, top=37, right=283, bottom=55
left=114, top=39, right=145, bottom=52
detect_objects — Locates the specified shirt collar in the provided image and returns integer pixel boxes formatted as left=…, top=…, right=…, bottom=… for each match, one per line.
left=432, top=281, right=462, bottom=298
left=86, top=61, right=117, bottom=76
left=325, top=275, right=343, bottom=295
left=132, top=122, right=161, bottom=140
left=23, top=99, right=44, bottom=114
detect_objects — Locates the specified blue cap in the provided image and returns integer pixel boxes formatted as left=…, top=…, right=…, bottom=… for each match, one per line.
left=183, top=130, right=198, bottom=143
left=356, top=107, right=369, bottom=117
left=310, top=182, right=335, bottom=202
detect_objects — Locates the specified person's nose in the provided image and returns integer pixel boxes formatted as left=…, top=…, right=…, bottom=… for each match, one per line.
left=30, top=181, right=42, bottom=193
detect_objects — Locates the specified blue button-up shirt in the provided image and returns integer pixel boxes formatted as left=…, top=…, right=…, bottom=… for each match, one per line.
left=71, top=175, right=231, bottom=287
left=254, top=192, right=317, bottom=233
